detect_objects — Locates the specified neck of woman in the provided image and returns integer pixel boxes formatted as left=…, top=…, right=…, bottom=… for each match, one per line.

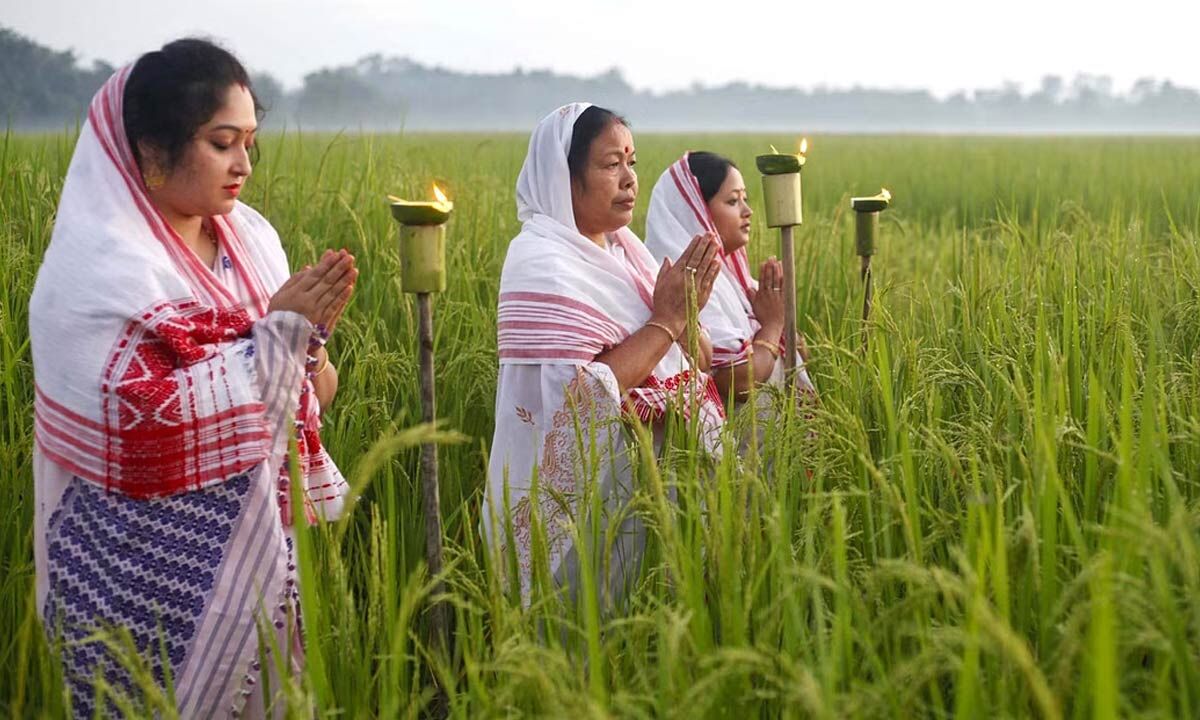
left=576, top=223, right=609, bottom=249
left=156, top=205, right=206, bottom=251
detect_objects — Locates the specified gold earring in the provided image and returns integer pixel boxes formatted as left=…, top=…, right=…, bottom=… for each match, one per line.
left=143, top=172, right=165, bottom=191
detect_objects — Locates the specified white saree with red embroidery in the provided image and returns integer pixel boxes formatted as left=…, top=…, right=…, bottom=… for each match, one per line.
left=29, top=68, right=347, bottom=718
left=483, top=104, right=726, bottom=603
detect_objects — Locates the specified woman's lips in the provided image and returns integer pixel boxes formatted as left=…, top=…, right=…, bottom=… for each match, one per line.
left=615, top=199, right=635, bottom=210
left=223, top=184, right=242, bottom=197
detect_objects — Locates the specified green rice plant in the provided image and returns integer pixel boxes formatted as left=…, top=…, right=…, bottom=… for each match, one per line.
left=2, top=130, right=1200, bottom=717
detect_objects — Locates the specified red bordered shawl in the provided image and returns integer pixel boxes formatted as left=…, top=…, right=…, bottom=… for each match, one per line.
left=646, top=154, right=768, bottom=369
left=498, top=104, right=724, bottom=430
left=29, top=67, right=325, bottom=501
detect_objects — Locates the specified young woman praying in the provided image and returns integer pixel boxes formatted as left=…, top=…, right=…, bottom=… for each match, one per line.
left=645, top=151, right=816, bottom=410
left=29, top=39, right=355, bottom=718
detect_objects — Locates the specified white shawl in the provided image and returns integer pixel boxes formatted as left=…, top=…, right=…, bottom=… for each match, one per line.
left=485, top=105, right=724, bottom=594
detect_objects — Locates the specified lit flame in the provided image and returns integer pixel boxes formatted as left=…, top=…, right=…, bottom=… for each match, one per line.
left=433, top=184, right=449, bottom=204
left=881, top=188, right=892, bottom=201
left=799, top=137, right=809, bottom=155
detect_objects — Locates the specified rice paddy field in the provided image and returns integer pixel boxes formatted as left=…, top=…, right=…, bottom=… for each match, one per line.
left=2, top=129, right=1200, bottom=718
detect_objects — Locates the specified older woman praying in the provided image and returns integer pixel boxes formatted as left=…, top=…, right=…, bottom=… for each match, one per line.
left=483, top=104, right=726, bottom=604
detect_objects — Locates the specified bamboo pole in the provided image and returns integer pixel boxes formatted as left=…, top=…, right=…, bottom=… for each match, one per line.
left=860, top=254, right=873, bottom=352
left=780, top=224, right=798, bottom=374
left=417, top=292, right=448, bottom=652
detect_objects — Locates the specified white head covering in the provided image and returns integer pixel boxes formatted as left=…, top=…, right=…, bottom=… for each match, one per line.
left=516, top=102, right=588, bottom=227
left=28, top=67, right=342, bottom=516
left=645, top=154, right=818, bottom=404
left=486, top=106, right=725, bottom=598
left=645, top=153, right=761, bottom=368
left=499, top=105, right=726, bottom=423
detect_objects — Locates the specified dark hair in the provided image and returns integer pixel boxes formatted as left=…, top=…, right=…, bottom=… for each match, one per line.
left=123, top=38, right=262, bottom=173
left=687, top=151, right=737, bottom=203
left=567, top=106, right=630, bottom=185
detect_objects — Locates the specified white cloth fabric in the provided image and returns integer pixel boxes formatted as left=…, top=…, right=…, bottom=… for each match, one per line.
left=484, top=104, right=725, bottom=600
left=29, top=66, right=346, bottom=718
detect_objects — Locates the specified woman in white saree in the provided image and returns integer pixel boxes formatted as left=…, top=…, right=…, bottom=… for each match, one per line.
left=29, top=40, right=354, bottom=718
left=484, top=105, right=727, bottom=604
left=645, top=152, right=816, bottom=416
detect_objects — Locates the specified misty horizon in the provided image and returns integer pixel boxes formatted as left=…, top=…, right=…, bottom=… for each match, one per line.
left=6, top=24, right=1200, bottom=134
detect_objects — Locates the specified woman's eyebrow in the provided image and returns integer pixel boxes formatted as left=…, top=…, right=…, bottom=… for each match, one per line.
left=208, top=124, right=256, bottom=134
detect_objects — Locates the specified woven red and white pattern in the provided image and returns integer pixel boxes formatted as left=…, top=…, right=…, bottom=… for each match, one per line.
left=498, top=216, right=724, bottom=427
left=29, top=67, right=331, bottom=502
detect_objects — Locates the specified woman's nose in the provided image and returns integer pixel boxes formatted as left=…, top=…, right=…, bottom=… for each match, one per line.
left=620, top=165, right=636, bottom=189
left=232, top=147, right=252, bottom=176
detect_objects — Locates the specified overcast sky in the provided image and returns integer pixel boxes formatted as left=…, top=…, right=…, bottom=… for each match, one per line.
left=6, top=0, right=1196, bottom=95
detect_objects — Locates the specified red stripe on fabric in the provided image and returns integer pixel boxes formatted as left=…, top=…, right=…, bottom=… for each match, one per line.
left=34, top=384, right=107, bottom=432
left=497, top=320, right=611, bottom=341
left=499, top=304, right=625, bottom=341
left=607, top=232, right=656, bottom=308
left=92, top=73, right=236, bottom=308
left=667, top=154, right=753, bottom=298
left=500, top=292, right=624, bottom=332
left=212, top=216, right=270, bottom=317
left=34, top=419, right=106, bottom=475
left=35, top=437, right=107, bottom=486
left=34, top=415, right=105, bottom=459
left=498, top=314, right=621, bottom=345
left=117, top=404, right=269, bottom=439
left=498, top=348, right=597, bottom=361
left=669, top=158, right=715, bottom=235
left=498, top=331, right=601, bottom=345
left=36, top=396, right=268, bottom=459
left=727, top=248, right=754, bottom=296
left=712, top=339, right=752, bottom=369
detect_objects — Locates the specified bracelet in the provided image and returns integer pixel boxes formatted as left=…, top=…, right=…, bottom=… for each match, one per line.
left=753, top=339, right=781, bottom=359
left=308, top=322, right=330, bottom=350
left=644, top=321, right=678, bottom=343
left=311, top=354, right=332, bottom=377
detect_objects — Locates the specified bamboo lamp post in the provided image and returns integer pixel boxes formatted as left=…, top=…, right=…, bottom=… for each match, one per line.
left=388, top=186, right=452, bottom=649
left=755, top=139, right=808, bottom=377
left=849, top=188, right=891, bottom=336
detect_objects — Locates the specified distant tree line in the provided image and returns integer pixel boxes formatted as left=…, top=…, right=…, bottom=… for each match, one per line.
left=4, top=25, right=1200, bottom=133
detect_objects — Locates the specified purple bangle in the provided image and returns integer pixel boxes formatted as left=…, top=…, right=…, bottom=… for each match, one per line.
left=308, top=323, right=328, bottom=349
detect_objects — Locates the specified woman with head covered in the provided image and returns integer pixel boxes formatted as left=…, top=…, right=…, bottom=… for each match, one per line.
left=29, top=39, right=355, bottom=717
left=645, top=151, right=816, bottom=418
left=484, top=105, right=726, bottom=603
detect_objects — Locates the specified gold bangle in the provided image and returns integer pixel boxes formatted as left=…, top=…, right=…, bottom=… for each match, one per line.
left=753, top=339, right=781, bottom=359
left=312, top=354, right=332, bottom=377
left=645, top=321, right=677, bottom=343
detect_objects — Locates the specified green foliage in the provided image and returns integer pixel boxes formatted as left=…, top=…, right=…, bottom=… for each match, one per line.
left=2, top=131, right=1200, bottom=717
left=0, top=27, right=112, bottom=127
